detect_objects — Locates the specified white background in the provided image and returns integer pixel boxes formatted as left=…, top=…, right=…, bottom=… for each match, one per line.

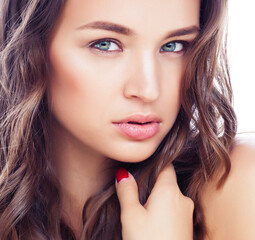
left=228, top=1, right=255, bottom=132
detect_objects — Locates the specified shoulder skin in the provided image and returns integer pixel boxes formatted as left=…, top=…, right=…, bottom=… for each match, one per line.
left=201, top=133, right=255, bottom=240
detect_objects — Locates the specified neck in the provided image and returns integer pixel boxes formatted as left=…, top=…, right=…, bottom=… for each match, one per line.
left=49, top=118, right=116, bottom=238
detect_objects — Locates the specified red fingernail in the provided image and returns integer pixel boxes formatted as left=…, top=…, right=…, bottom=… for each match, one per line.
left=116, top=168, right=129, bottom=183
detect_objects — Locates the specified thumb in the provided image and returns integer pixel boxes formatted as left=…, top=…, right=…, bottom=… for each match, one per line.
left=115, top=168, right=141, bottom=214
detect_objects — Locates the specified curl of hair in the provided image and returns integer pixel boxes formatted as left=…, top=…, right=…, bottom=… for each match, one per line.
left=0, top=0, right=237, bottom=239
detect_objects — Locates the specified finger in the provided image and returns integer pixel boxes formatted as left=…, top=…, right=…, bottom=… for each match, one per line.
left=145, top=164, right=180, bottom=208
left=153, top=164, right=178, bottom=189
left=115, top=168, right=141, bottom=214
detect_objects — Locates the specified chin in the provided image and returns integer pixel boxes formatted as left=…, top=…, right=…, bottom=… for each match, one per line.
left=107, top=147, right=156, bottom=163
left=101, top=136, right=165, bottom=163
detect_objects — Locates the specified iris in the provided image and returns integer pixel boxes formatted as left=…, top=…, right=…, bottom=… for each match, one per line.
left=161, top=42, right=178, bottom=52
left=95, top=41, right=111, bottom=50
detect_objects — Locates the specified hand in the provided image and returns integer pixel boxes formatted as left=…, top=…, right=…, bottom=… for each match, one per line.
left=115, top=165, right=194, bottom=240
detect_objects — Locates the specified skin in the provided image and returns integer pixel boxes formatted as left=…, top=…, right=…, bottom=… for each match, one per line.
left=116, top=165, right=194, bottom=240
left=116, top=135, right=255, bottom=240
left=48, top=0, right=200, bottom=238
left=48, top=0, right=200, bottom=163
left=46, top=0, right=255, bottom=239
left=201, top=134, right=255, bottom=240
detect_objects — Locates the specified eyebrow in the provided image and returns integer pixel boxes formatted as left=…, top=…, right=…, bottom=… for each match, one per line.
left=164, top=26, right=200, bottom=39
left=76, top=21, right=134, bottom=35
left=76, top=21, right=200, bottom=38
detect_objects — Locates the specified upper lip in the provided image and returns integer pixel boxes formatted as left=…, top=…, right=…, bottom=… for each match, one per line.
left=113, top=113, right=162, bottom=124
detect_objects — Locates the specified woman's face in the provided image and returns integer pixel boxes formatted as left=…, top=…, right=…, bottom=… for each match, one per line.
left=48, top=0, right=200, bottom=162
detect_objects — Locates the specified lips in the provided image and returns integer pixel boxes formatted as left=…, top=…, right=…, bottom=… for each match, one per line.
left=112, top=113, right=161, bottom=140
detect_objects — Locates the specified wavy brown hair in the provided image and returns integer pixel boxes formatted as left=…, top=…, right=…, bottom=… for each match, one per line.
left=0, top=0, right=237, bottom=239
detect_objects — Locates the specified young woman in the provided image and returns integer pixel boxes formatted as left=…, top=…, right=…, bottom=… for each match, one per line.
left=1, top=0, right=255, bottom=239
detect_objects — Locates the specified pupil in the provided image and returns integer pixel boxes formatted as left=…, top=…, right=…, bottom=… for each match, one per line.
left=166, top=43, right=175, bottom=51
left=100, top=42, right=110, bottom=49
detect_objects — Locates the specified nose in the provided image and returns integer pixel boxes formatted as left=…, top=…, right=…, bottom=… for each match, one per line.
left=123, top=51, right=160, bottom=103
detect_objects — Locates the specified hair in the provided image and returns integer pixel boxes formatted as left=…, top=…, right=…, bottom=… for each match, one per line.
left=0, top=0, right=237, bottom=239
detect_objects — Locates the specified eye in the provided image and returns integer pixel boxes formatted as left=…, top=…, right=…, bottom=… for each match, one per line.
left=160, top=41, right=187, bottom=53
left=90, top=39, right=121, bottom=52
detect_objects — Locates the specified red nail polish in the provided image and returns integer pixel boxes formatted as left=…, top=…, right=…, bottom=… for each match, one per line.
left=116, top=168, right=129, bottom=183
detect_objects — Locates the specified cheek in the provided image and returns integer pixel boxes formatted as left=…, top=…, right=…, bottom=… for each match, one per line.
left=47, top=53, right=88, bottom=122
left=162, top=59, right=183, bottom=108
left=47, top=45, right=100, bottom=130
left=46, top=43, right=126, bottom=138
left=47, top=42, right=125, bottom=103
left=157, top=58, right=184, bottom=134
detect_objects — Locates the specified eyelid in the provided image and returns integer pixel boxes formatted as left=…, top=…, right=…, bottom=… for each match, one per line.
left=160, top=40, right=190, bottom=54
left=87, top=38, right=191, bottom=55
left=88, top=38, right=123, bottom=52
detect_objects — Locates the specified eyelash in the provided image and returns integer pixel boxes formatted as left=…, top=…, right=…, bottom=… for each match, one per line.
left=88, top=39, right=122, bottom=54
left=88, top=38, right=190, bottom=55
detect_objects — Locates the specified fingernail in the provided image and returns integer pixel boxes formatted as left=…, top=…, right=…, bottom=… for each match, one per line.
left=116, top=168, right=129, bottom=183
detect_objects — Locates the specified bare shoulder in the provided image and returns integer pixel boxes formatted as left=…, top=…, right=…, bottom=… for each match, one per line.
left=231, top=131, right=255, bottom=157
left=201, top=133, right=255, bottom=240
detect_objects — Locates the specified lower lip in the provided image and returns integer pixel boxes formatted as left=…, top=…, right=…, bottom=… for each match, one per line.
left=113, top=122, right=160, bottom=140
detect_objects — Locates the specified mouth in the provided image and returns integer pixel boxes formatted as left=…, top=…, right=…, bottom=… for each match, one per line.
left=127, top=121, right=154, bottom=125
left=112, top=113, right=161, bottom=140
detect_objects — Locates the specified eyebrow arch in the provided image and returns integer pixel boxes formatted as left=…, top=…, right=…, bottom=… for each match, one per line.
left=164, top=26, right=200, bottom=39
left=76, top=21, right=200, bottom=38
left=76, top=21, right=134, bottom=35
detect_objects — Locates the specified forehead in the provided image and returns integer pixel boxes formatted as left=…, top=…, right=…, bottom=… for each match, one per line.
left=60, top=0, right=200, bottom=32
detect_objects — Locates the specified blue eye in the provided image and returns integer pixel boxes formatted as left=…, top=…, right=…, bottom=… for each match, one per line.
left=160, top=41, right=186, bottom=53
left=92, top=40, right=120, bottom=51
